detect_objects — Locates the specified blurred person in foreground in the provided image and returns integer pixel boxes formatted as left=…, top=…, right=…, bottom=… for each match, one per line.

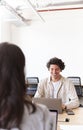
left=34, top=57, right=79, bottom=110
left=0, top=42, right=55, bottom=130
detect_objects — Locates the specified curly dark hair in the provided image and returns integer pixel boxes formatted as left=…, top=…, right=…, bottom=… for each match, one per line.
left=0, top=42, right=36, bottom=129
left=46, top=57, right=65, bottom=70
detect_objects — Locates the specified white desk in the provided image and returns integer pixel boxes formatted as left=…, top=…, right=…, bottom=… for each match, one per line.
left=57, top=108, right=83, bottom=130
left=58, top=108, right=83, bottom=130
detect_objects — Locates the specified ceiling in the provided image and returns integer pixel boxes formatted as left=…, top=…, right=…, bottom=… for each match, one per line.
left=0, top=0, right=83, bottom=26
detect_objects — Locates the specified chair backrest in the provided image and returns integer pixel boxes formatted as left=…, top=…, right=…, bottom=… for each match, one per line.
left=67, top=76, right=82, bottom=97
left=26, top=77, right=39, bottom=96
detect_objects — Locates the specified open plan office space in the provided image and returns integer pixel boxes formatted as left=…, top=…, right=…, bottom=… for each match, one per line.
left=0, top=0, right=83, bottom=130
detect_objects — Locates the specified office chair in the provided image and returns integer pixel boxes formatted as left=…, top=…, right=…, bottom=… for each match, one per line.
left=67, top=76, right=82, bottom=97
left=25, top=77, right=39, bottom=97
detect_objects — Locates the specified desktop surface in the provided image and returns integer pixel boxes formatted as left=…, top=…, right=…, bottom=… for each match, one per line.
left=56, top=107, right=83, bottom=130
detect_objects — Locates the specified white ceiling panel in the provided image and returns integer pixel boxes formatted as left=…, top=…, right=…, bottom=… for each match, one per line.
left=0, top=0, right=83, bottom=26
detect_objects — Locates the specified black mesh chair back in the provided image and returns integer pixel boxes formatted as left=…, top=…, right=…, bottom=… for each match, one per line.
left=26, top=77, right=39, bottom=96
left=67, top=76, right=82, bottom=97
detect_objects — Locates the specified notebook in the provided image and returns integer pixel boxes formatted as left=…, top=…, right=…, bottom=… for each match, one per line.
left=32, top=98, right=62, bottom=114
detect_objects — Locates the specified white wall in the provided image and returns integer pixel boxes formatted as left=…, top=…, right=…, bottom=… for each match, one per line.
left=1, top=9, right=83, bottom=83
left=0, top=21, right=1, bottom=42
left=0, top=21, right=12, bottom=42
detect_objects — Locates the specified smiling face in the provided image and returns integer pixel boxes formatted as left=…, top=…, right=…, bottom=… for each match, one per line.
left=48, top=64, right=61, bottom=81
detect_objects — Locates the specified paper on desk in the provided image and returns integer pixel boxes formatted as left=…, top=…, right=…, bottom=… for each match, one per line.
left=60, top=125, right=83, bottom=130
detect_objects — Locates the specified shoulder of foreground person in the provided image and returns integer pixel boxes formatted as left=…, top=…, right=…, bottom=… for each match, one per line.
left=0, top=104, right=55, bottom=130
left=20, top=104, right=56, bottom=130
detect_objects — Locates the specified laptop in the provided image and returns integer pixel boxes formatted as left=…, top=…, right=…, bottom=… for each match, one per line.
left=32, top=98, right=62, bottom=114
left=49, top=109, right=58, bottom=130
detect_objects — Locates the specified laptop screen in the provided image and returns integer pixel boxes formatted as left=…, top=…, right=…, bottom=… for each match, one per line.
left=32, top=98, right=62, bottom=114
left=50, top=110, right=58, bottom=130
